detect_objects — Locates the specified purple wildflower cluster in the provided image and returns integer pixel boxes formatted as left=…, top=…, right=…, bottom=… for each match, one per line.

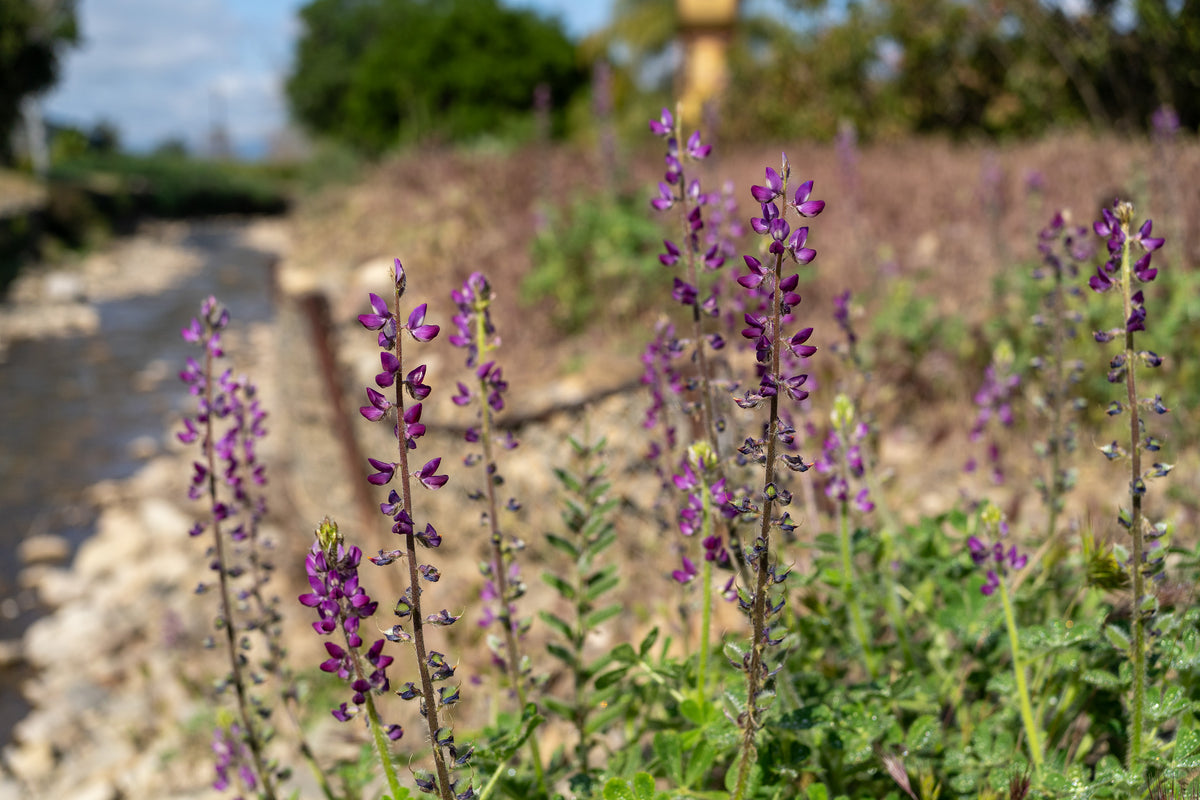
left=180, top=297, right=269, bottom=542
left=1088, top=204, right=1164, bottom=327
left=735, top=160, right=822, bottom=409
left=1029, top=212, right=1091, bottom=524
left=968, top=529, right=1028, bottom=596
left=179, top=296, right=281, bottom=800
left=345, top=259, right=472, bottom=799
left=640, top=319, right=684, bottom=471
left=447, top=272, right=531, bottom=683
left=813, top=399, right=874, bottom=514
left=212, top=723, right=257, bottom=798
left=670, top=445, right=737, bottom=587
left=965, top=345, right=1020, bottom=486
left=300, top=518, right=400, bottom=734
left=647, top=107, right=730, bottom=444
left=1088, top=201, right=1172, bottom=574
left=728, top=156, right=823, bottom=796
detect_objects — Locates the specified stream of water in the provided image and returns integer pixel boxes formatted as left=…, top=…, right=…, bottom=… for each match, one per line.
left=0, top=219, right=278, bottom=747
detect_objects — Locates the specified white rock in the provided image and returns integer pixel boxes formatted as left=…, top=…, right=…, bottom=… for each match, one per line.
left=4, top=739, right=54, bottom=781
left=17, top=534, right=71, bottom=566
left=0, top=777, right=24, bottom=800
left=43, top=271, right=87, bottom=303
left=61, top=780, right=118, bottom=800
left=30, top=566, right=85, bottom=607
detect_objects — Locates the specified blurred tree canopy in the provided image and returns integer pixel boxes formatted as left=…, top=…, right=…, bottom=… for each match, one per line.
left=0, top=0, right=78, bottom=163
left=713, top=0, right=1200, bottom=140
left=286, top=0, right=586, bottom=152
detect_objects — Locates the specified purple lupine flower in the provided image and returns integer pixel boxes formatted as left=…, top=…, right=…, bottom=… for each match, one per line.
left=729, top=155, right=822, bottom=772
left=179, top=296, right=280, bottom=798
left=966, top=344, right=1020, bottom=485
left=354, top=262, right=473, bottom=797
left=966, top=521, right=1027, bottom=596
left=813, top=396, right=874, bottom=512
left=212, top=724, right=256, bottom=795
left=300, top=518, right=395, bottom=723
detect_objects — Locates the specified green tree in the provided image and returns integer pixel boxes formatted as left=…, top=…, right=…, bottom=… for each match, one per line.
left=286, top=0, right=585, bottom=152
left=0, top=0, right=78, bottom=163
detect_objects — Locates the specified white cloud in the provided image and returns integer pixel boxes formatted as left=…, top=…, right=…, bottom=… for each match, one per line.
left=42, top=0, right=297, bottom=155
left=40, top=0, right=611, bottom=158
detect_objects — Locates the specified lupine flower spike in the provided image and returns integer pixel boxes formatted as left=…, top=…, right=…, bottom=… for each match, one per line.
left=1030, top=211, right=1089, bottom=540
left=647, top=105, right=729, bottom=464
left=448, top=271, right=545, bottom=797
left=350, top=258, right=472, bottom=800
left=967, top=503, right=1042, bottom=774
left=1088, top=200, right=1170, bottom=772
left=730, top=154, right=821, bottom=800
left=180, top=296, right=279, bottom=800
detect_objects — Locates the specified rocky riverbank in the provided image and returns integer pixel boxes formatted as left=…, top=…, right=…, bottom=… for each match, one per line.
left=0, top=214, right=658, bottom=800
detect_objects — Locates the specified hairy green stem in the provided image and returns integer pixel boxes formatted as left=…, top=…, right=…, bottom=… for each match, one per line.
left=343, top=625, right=404, bottom=798
left=1118, top=218, right=1147, bottom=771
left=837, top=498, right=874, bottom=679
left=998, top=575, right=1043, bottom=773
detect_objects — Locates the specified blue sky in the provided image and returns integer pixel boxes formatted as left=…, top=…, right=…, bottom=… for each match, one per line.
left=42, top=0, right=615, bottom=158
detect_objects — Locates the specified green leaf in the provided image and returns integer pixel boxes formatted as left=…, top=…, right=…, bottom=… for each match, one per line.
left=594, top=666, right=629, bottom=691
left=584, top=698, right=625, bottom=734
left=541, top=695, right=573, bottom=720
left=611, top=643, right=638, bottom=664
left=546, top=642, right=576, bottom=668
left=906, top=714, right=942, bottom=755
left=544, top=533, right=580, bottom=560
left=807, top=784, right=829, bottom=800
left=602, top=777, right=635, bottom=800
left=680, top=697, right=718, bottom=726
left=586, top=567, right=620, bottom=600
left=1104, top=624, right=1132, bottom=652
left=654, top=731, right=684, bottom=785
left=632, top=772, right=655, bottom=800
left=683, top=738, right=716, bottom=788
left=1082, top=668, right=1126, bottom=689
left=638, top=627, right=660, bottom=658
left=538, top=610, right=575, bottom=643
left=554, top=467, right=582, bottom=494
left=542, top=572, right=576, bottom=601
left=584, top=603, right=622, bottom=629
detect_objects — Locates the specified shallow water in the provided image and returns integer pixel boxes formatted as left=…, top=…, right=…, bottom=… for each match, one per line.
left=0, top=220, right=278, bottom=746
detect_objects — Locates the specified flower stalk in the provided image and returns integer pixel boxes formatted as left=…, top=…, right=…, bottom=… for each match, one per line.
left=449, top=272, right=546, bottom=797
left=730, top=155, right=823, bottom=800
left=1087, top=200, right=1168, bottom=771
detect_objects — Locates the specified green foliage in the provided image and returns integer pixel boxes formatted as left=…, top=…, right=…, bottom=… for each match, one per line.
left=523, top=191, right=666, bottom=334
left=0, top=0, right=78, bottom=163
left=538, top=437, right=624, bottom=782
left=723, top=0, right=1200, bottom=140
left=286, top=0, right=585, bottom=153
left=44, top=152, right=289, bottom=233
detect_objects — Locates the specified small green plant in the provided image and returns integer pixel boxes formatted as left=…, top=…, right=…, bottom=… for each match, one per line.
left=523, top=190, right=665, bottom=333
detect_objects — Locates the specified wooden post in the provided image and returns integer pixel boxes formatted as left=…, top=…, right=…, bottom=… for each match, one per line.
left=675, top=0, right=739, bottom=124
